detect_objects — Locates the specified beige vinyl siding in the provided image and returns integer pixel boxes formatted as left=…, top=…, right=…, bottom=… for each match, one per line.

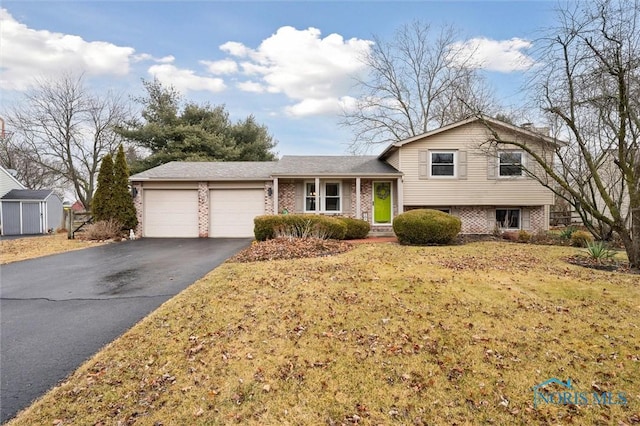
left=0, top=168, right=25, bottom=195
left=386, top=150, right=400, bottom=170
left=400, top=121, right=554, bottom=206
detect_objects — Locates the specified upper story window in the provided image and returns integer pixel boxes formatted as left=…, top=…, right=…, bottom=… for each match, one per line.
left=499, top=151, right=524, bottom=177
left=430, top=151, right=456, bottom=177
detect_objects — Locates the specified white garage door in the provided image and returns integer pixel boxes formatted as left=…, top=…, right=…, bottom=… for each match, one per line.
left=144, top=190, right=199, bottom=237
left=210, top=189, right=264, bottom=237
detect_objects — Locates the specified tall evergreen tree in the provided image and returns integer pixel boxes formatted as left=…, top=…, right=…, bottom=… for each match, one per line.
left=112, top=145, right=138, bottom=229
left=117, top=79, right=277, bottom=173
left=92, top=154, right=114, bottom=221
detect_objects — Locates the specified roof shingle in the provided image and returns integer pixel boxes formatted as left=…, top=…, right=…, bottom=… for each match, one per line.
left=130, top=161, right=278, bottom=180
left=1, top=189, right=53, bottom=201
left=129, top=156, right=401, bottom=181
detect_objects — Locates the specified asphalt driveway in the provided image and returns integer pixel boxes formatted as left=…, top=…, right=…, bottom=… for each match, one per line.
left=0, top=238, right=250, bottom=423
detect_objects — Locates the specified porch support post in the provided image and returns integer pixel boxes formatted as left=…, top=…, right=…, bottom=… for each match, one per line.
left=396, top=177, right=404, bottom=215
left=273, top=177, right=279, bottom=214
left=315, top=177, right=320, bottom=213
left=355, top=177, right=361, bottom=219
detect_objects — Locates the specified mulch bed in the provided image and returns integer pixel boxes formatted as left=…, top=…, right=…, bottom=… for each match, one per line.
left=565, top=254, right=635, bottom=274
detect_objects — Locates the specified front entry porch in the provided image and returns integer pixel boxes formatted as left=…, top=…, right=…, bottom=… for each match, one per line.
left=273, top=177, right=403, bottom=233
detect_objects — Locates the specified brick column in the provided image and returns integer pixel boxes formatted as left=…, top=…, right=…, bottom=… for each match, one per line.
left=264, top=181, right=274, bottom=214
left=198, top=182, right=209, bottom=238
left=133, top=182, right=143, bottom=238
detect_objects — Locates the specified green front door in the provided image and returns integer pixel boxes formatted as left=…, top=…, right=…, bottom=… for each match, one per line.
left=373, top=182, right=392, bottom=224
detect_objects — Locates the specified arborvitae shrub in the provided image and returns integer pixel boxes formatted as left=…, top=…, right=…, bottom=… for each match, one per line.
left=112, top=145, right=138, bottom=229
left=92, top=154, right=114, bottom=222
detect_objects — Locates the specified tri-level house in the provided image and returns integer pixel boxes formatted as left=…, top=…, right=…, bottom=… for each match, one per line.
left=130, top=116, right=557, bottom=238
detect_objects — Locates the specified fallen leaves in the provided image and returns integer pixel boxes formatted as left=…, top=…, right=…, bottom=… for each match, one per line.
left=0, top=233, right=105, bottom=264
left=7, top=242, right=640, bottom=426
left=228, top=237, right=353, bottom=263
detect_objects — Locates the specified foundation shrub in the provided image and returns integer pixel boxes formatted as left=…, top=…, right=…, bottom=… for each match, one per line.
left=337, top=217, right=370, bottom=240
left=254, top=214, right=347, bottom=241
left=392, top=209, right=461, bottom=245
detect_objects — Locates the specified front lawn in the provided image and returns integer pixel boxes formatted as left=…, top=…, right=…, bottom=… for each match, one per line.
left=8, top=242, right=640, bottom=425
left=0, top=233, right=104, bottom=264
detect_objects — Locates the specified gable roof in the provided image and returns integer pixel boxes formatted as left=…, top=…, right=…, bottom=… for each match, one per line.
left=378, top=115, right=564, bottom=160
left=130, top=161, right=278, bottom=181
left=130, top=156, right=401, bottom=181
left=273, top=156, right=401, bottom=177
left=1, top=189, right=53, bottom=201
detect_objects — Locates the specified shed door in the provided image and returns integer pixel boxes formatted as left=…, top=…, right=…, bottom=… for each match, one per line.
left=1, top=202, right=20, bottom=235
left=144, top=190, right=199, bottom=237
left=210, top=189, right=264, bottom=237
left=22, top=202, right=42, bottom=234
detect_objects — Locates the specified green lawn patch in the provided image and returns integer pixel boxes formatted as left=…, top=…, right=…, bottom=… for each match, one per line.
left=8, top=242, right=640, bottom=425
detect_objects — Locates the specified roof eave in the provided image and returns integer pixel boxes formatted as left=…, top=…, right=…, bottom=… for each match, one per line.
left=130, top=177, right=272, bottom=181
left=272, top=173, right=402, bottom=178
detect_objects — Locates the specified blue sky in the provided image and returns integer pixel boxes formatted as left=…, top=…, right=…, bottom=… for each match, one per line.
left=1, top=1, right=558, bottom=156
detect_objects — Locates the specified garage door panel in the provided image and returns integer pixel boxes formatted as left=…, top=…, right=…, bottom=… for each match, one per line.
left=210, top=189, right=264, bottom=238
left=144, top=190, right=198, bottom=237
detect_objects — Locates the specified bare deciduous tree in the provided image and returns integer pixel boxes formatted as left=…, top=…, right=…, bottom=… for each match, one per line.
left=479, top=0, right=640, bottom=268
left=0, top=133, right=63, bottom=191
left=6, top=74, right=129, bottom=208
left=342, top=21, right=497, bottom=152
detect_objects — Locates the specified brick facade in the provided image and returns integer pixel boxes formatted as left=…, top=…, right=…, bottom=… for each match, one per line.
left=404, top=205, right=547, bottom=234
left=456, top=206, right=490, bottom=234
left=278, top=182, right=296, bottom=214
left=530, top=206, right=546, bottom=232
left=456, top=205, right=547, bottom=234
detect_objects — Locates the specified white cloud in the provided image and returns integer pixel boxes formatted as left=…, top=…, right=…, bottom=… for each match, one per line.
left=236, top=81, right=266, bottom=93
left=201, top=59, right=238, bottom=75
left=222, top=26, right=373, bottom=116
left=285, top=96, right=358, bottom=117
left=450, top=37, right=535, bottom=72
left=148, top=63, right=226, bottom=93
left=0, top=8, right=136, bottom=90
left=220, top=41, right=251, bottom=57
left=134, top=53, right=175, bottom=63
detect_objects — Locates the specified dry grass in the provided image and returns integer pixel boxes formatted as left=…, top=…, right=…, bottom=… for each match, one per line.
left=7, top=242, right=640, bottom=425
left=0, top=233, right=105, bottom=264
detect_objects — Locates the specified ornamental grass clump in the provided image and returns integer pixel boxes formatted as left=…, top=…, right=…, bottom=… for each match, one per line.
left=83, top=219, right=124, bottom=241
left=393, top=209, right=461, bottom=245
left=571, top=230, right=594, bottom=247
